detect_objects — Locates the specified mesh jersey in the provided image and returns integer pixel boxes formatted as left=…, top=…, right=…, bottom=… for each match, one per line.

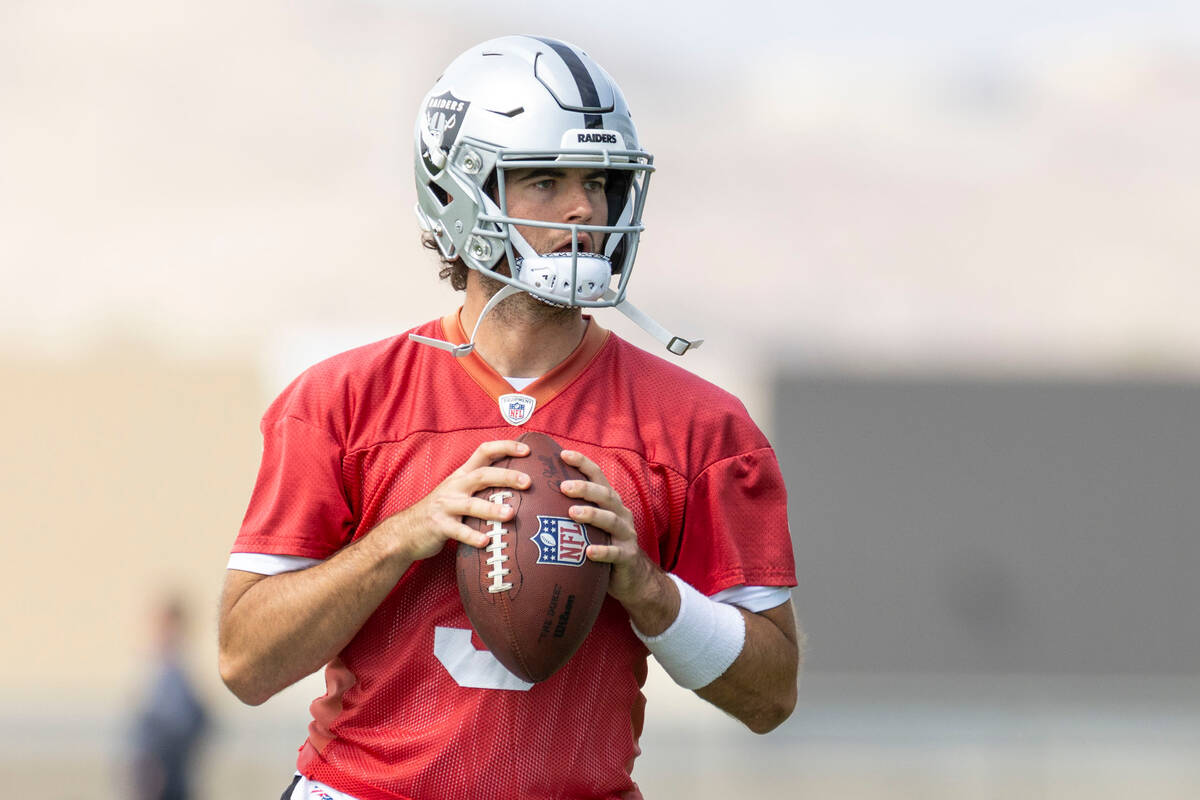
left=232, top=312, right=796, bottom=800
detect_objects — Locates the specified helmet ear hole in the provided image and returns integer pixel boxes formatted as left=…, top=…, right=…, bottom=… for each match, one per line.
left=428, top=182, right=450, bottom=208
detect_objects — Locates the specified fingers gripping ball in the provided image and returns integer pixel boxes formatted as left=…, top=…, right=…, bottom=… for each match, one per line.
left=456, top=432, right=610, bottom=683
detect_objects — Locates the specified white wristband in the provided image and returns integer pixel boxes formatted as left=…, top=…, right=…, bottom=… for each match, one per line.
left=631, top=573, right=746, bottom=690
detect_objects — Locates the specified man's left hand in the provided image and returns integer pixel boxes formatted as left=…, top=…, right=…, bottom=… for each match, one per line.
left=558, top=449, right=680, bottom=635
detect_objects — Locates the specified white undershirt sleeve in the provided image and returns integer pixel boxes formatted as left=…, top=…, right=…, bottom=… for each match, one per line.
left=226, top=553, right=322, bottom=575
left=710, top=584, right=792, bottom=613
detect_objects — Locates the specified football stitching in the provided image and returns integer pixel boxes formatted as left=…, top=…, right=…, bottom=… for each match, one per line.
left=484, top=489, right=514, bottom=593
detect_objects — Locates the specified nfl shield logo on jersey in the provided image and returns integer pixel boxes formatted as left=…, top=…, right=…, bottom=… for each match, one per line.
left=532, top=516, right=590, bottom=567
left=498, top=393, right=536, bottom=426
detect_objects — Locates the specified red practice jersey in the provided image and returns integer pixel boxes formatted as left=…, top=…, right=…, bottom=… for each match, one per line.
left=232, top=312, right=796, bottom=800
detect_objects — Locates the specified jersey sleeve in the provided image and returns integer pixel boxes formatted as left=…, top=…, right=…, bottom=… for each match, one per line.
left=671, top=446, right=796, bottom=595
left=232, top=414, right=355, bottom=560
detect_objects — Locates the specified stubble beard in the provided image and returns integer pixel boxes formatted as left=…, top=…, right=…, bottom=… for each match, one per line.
left=477, top=270, right=579, bottom=327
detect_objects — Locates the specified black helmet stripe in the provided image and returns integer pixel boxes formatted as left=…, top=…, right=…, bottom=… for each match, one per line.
left=534, top=37, right=604, bottom=130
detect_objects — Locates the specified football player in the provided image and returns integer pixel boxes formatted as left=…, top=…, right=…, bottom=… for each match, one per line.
left=220, top=35, right=801, bottom=800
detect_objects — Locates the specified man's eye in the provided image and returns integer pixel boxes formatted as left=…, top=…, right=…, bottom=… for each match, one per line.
left=585, top=180, right=606, bottom=192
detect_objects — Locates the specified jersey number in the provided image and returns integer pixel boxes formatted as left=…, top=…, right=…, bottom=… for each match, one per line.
left=433, top=626, right=533, bottom=691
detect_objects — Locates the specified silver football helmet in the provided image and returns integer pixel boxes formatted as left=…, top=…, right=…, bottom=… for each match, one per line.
left=412, top=35, right=701, bottom=356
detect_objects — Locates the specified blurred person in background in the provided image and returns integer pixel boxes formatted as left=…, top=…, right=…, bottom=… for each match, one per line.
left=130, top=594, right=209, bottom=800
left=219, top=35, right=799, bottom=800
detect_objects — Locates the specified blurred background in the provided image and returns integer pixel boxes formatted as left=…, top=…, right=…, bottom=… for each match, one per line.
left=2, top=0, right=1198, bottom=797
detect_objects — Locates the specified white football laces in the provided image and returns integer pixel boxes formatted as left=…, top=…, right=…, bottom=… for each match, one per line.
left=484, top=490, right=514, bottom=594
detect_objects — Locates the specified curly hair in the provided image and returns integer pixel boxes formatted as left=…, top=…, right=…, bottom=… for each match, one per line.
left=421, top=232, right=469, bottom=291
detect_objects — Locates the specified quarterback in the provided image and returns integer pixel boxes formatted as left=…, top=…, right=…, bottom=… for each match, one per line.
left=219, top=35, right=801, bottom=800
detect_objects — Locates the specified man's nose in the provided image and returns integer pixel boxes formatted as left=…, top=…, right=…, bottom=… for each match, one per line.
left=562, top=179, right=599, bottom=223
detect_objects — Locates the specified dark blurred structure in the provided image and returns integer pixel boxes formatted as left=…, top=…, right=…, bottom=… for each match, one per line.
left=773, top=375, right=1200, bottom=676
left=130, top=596, right=209, bottom=800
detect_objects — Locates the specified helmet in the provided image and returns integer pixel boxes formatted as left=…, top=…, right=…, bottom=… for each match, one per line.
left=413, top=35, right=653, bottom=308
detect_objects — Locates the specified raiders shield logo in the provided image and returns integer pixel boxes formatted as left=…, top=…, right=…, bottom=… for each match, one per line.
left=424, top=91, right=471, bottom=152
left=498, top=393, right=536, bottom=426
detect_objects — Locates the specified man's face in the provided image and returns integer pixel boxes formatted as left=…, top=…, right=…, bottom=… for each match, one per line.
left=503, top=167, right=608, bottom=255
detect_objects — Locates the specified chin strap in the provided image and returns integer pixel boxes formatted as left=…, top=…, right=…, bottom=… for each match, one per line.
left=606, top=290, right=703, bottom=356
left=410, top=283, right=700, bottom=357
left=408, top=284, right=523, bottom=357
left=408, top=282, right=703, bottom=359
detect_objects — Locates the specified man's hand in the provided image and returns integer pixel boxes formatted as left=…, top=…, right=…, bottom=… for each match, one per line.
left=558, top=448, right=800, bottom=734
left=220, top=438, right=533, bottom=705
left=558, top=449, right=681, bottom=636
left=381, top=438, right=533, bottom=562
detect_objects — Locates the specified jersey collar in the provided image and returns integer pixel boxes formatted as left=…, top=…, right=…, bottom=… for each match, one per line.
left=440, top=309, right=610, bottom=410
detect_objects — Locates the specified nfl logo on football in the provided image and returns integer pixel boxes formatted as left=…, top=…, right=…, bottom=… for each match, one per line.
left=532, top=516, right=590, bottom=567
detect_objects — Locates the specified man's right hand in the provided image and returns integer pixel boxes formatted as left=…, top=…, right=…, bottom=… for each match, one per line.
left=219, top=438, right=533, bottom=705
left=380, top=438, right=533, bottom=562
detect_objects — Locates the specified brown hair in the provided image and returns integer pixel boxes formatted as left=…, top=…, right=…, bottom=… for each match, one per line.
left=422, top=232, right=469, bottom=291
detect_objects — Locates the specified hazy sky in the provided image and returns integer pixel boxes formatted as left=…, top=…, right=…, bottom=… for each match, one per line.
left=435, top=0, right=1200, bottom=59
left=3, top=0, right=1198, bottom=376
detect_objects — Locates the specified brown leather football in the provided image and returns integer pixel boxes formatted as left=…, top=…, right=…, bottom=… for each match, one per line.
left=456, top=431, right=611, bottom=683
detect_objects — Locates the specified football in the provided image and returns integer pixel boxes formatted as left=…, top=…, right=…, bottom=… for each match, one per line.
left=456, top=431, right=611, bottom=683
